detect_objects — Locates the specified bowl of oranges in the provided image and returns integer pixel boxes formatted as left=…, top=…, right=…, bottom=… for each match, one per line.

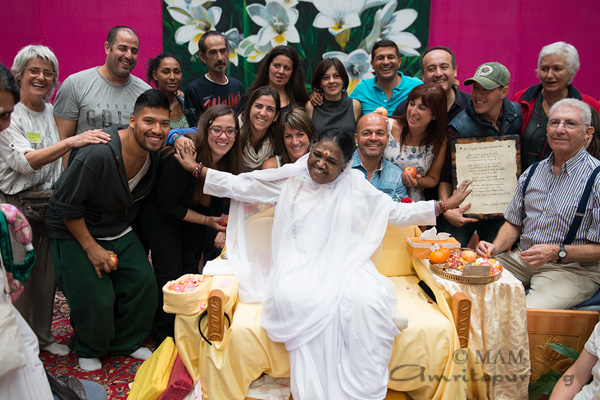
left=428, top=248, right=502, bottom=284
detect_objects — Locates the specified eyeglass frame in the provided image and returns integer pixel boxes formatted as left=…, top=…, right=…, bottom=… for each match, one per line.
left=25, top=67, right=56, bottom=79
left=547, top=119, right=589, bottom=130
left=208, top=125, right=238, bottom=138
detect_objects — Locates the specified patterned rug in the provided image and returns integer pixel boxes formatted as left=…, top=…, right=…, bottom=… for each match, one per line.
left=40, top=291, right=155, bottom=399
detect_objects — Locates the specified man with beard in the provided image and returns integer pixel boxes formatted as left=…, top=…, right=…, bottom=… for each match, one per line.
left=53, top=26, right=150, bottom=149
left=184, top=31, right=244, bottom=127
left=45, top=89, right=169, bottom=371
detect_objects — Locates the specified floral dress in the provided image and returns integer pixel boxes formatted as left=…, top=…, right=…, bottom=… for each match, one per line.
left=383, top=132, right=434, bottom=201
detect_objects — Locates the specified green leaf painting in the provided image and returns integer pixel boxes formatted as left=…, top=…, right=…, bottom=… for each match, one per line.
left=163, top=0, right=430, bottom=92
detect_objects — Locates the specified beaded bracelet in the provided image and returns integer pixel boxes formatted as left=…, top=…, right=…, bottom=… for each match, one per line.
left=192, top=162, right=204, bottom=179
left=443, top=199, right=448, bottom=213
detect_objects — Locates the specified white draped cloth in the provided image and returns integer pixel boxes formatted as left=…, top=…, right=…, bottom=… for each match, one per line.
left=204, top=154, right=436, bottom=400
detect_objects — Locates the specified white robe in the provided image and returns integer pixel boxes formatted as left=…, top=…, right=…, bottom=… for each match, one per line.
left=204, top=155, right=436, bottom=399
left=0, top=268, right=53, bottom=399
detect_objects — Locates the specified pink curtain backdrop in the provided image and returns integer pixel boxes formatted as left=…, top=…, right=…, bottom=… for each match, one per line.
left=429, top=0, right=600, bottom=99
left=1, top=0, right=599, bottom=100
left=0, top=1, right=163, bottom=92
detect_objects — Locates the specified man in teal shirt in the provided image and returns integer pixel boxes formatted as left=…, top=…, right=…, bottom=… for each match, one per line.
left=350, top=39, right=423, bottom=115
left=352, top=113, right=408, bottom=201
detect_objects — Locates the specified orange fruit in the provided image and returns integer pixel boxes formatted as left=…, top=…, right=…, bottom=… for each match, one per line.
left=461, top=250, right=477, bottom=263
left=439, top=247, right=451, bottom=259
left=429, top=250, right=448, bottom=264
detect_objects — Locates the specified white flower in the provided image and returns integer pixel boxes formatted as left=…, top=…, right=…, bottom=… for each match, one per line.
left=238, top=35, right=273, bottom=63
left=312, top=0, right=362, bottom=37
left=311, top=0, right=388, bottom=35
left=323, top=49, right=374, bottom=94
left=167, top=0, right=222, bottom=55
left=359, top=0, right=421, bottom=56
left=223, top=28, right=244, bottom=66
left=272, top=0, right=299, bottom=7
left=246, top=1, right=300, bottom=47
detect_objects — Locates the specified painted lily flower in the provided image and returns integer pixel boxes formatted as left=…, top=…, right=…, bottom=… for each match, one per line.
left=223, top=28, right=244, bottom=66
left=323, top=49, right=374, bottom=94
left=359, top=0, right=421, bottom=56
left=246, top=1, right=300, bottom=47
left=166, top=0, right=222, bottom=55
left=311, top=0, right=387, bottom=50
left=272, top=0, right=299, bottom=7
left=238, top=35, right=273, bottom=63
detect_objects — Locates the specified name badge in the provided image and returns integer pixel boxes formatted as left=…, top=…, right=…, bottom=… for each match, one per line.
left=27, top=132, right=42, bottom=143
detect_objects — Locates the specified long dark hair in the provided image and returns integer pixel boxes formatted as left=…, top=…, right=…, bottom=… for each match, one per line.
left=275, top=108, right=315, bottom=165
left=248, top=45, right=309, bottom=107
left=240, top=86, right=281, bottom=152
left=193, top=105, right=242, bottom=205
left=394, top=83, right=447, bottom=154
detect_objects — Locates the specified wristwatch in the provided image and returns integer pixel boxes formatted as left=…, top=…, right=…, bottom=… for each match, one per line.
left=557, top=245, right=567, bottom=263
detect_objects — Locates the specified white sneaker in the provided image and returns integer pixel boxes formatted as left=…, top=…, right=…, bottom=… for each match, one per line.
left=130, top=347, right=152, bottom=361
left=42, top=342, right=70, bottom=356
left=79, top=357, right=102, bottom=371
left=393, top=312, right=409, bottom=331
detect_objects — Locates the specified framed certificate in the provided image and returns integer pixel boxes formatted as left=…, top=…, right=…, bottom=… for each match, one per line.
left=451, top=135, right=521, bottom=218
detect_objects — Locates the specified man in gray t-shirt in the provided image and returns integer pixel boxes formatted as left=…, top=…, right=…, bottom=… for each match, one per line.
left=54, top=26, right=150, bottom=141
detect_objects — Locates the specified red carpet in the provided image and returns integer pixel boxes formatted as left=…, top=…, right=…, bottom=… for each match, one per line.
left=40, top=291, right=155, bottom=399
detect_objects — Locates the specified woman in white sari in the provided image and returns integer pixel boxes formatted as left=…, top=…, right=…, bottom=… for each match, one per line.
left=176, top=127, right=471, bottom=400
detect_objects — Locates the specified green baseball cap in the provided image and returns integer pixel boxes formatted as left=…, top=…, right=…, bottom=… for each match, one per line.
left=464, top=62, right=511, bottom=89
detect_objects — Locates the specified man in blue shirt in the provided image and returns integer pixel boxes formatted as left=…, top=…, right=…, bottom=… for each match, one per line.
left=350, top=39, right=423, bottom=115
left=352, top=113, right=407, bottom=201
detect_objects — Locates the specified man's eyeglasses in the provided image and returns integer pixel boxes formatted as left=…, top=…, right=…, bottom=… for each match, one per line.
left=209, top=126, right=237, bottom=138
left=26, top=68, right=56, bottom=79
left=548, top=120, right=588, bottom=130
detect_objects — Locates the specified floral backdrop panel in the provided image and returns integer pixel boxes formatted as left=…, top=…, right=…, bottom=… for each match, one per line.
left=163, top=0, right=430, bottom=93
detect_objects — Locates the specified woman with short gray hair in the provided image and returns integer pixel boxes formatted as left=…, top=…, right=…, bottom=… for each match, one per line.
left=0, top=44, right=109, bottom=355
left=514, top=41, right=600, bottom=171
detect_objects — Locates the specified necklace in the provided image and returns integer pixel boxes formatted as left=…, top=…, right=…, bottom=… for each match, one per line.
left=411, top=146, right=417, bottom=153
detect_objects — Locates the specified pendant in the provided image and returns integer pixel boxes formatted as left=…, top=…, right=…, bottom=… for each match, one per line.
left=411, top=146, right=417, bottom=153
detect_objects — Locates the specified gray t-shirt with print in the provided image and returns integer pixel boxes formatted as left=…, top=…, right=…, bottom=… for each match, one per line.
left=53, top=67, right=150, bottom=134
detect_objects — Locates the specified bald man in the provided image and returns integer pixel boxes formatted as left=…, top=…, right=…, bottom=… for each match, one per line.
left=351, top=113, right=408, bottom=201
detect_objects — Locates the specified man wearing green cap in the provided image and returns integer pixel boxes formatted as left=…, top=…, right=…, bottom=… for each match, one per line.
left=438, top=62, right=523, bottom=247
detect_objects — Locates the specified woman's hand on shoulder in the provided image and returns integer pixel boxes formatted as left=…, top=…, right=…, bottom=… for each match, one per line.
left=174, top=145, right=197, bottom=173
left=67, top=129, right=110, bottom=148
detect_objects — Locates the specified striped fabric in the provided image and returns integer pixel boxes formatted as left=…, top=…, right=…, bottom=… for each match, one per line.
left=504, top=148, right=600, bottom=250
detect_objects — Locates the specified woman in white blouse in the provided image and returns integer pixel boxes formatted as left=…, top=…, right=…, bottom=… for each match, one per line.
left=0, top=45, right=109, bottom=355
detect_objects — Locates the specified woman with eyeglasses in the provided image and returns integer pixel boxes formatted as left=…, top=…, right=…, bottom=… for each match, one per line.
left=0, top=45, right=109, bottom=356
left=138, top=104, right=242, bottom=342
left=514, top=41, right=600, bottom=171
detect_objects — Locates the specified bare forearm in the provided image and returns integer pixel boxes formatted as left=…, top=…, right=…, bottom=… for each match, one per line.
left=492, top=222, right=522, bottom=253
left=564, top=243, right=600, bottom=262
left=182, top=209, right=209, bottom=225
left=24, top=140, right=73, bottom=170
left=438, top=182, right=452, bottom=200
left=64, top=218, right=98, bottom=252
